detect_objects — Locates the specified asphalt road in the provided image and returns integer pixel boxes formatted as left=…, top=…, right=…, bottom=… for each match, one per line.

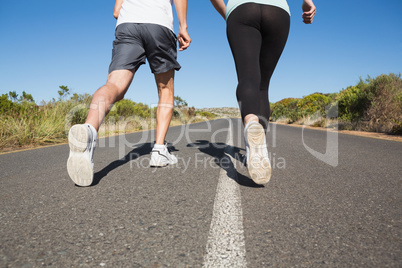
left=0, top=118, right=401, bottom=267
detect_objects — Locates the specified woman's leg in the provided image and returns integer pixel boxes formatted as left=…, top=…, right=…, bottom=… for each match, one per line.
left=227, top=3, right=290, bottom=129
left=227, top=3, right=262, bottom=125
left=258, top=5, right=290, bottom=129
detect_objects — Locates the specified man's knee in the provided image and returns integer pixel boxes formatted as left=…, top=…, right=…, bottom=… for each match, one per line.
left=108, top=69, right=135, bottom=90
left=104, top=69, right=135, bottom=99
left=155, top=69, right=175, bottom=90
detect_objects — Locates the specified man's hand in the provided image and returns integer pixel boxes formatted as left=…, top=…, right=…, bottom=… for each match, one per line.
left=173, top=0, right=191, bottom=51
left=302, top=0, right=316, bottom=24
left=178, top=27, right=191, bottom=51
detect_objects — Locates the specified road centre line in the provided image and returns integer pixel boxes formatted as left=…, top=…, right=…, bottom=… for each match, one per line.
left=203, top=120, right=247, bottom=267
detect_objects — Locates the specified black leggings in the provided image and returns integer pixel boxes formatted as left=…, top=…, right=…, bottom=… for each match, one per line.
left=227, top=3, right=290, bottom=129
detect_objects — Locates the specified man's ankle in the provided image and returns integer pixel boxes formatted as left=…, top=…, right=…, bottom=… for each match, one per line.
left=154, top=143, right=165, bottom=149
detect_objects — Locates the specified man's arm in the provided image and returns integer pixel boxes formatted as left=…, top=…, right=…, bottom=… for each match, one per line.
left=210, top=0, right=226, bottom=19
left=173, top=0, right=191, bottom=51
left=114, top=0, right=123, bottom=19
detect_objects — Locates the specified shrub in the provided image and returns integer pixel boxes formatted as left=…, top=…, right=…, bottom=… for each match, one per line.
left=271, top=98, right=301, bottom=122
left=132, top=102, right=151, bottom=118
left=106, top=99, right=151, bottom=123
left=336, top=85, right=365, bottom=121
left=297, top=93, right=330, bottom=118
left=271, top=73, right=402, bottom=134
left=0, top=94, right=15, bottom=114
left=174, top=96, right=188, bottom=107
left=195, top=110, right=217, bottom=119
left=362, top=73, right=402, bottom=134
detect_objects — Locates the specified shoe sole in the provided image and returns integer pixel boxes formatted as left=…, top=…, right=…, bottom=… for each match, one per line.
left=246, top=123, right=271, bottom=185
left=67, top=125, right=93, bottom=186
left=150, top=158, right=177, bottom=167
left=149, top=160, right=169, bottom=167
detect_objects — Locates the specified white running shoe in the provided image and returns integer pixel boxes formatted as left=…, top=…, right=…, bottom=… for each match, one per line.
left=244, top=121, right=271, bottom=185
left=67, top=124, right=96, bottom=186
left=149, top=143, right=178, bottom=167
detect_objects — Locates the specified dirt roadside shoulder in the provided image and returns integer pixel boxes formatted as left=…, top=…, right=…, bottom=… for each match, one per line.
left=273, top=122, right=402, bottom=142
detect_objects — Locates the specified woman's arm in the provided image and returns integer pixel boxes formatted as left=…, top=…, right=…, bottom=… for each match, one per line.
left=302, top=0, right=316, bottom=24
left=114, top=0, right=123, bottom=19
left=210, top=0, right=226, bottom=19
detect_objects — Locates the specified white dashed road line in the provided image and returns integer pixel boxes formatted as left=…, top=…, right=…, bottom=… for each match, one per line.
left=203, top=120, right=247, bottom=267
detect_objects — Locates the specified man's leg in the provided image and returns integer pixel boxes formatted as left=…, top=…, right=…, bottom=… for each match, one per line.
left=86, top=69, right=135, bottom=131
left=149, top=69, right=178, bottom=167
left=154, top=69, right=175, bottom=145
left=67, top=69, right=134, bottom=186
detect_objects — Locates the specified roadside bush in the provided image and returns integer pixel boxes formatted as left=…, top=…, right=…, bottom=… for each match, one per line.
left=362, top=73, right=402, bottom=134
left=336, top=85, right=365, bottom=121
left=106, top=99, right=151, bottom=123
left=0, top=94, right=15, bottom=114
left=132, top=102, right=151, bottom=118
left=0, top=101, right=69, bottom=149
left=271, top=94, right=330, bottom=123
left=172, top=106, right=197, bottom=124
left=67, top=103, right=89, bottom=125
left=271, top=73, right=401, bottom=134
left=271, top=98, right=301, bottom=122
left=181, top=106, right=196, bottom=118
left=195, top=110, right=217, bottom=119
left=1, top=91, right=217, bottom=151
left=64, top=93, right=92, bottom=125
left=297, top=93, right=330, bottom=118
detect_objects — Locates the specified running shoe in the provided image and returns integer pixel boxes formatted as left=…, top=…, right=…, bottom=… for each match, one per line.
left=244, top=121, right=271, bottom=185
left=149, top=143, right=178, bottom=167
left=67, top=124, right=96, bottom=186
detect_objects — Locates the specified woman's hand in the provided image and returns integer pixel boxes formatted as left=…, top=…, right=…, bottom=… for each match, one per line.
left=302, top=0, right=316, bottom=24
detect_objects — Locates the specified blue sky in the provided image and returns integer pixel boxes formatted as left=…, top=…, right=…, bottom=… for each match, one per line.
left=0, top=0, right=401, bottom=108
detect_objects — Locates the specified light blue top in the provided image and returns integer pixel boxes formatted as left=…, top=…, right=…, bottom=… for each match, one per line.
left=226, top=0, right=290, bottom=19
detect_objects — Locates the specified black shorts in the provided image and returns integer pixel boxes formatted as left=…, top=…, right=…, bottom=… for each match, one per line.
left=108, top=23, right=181, bottom=74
